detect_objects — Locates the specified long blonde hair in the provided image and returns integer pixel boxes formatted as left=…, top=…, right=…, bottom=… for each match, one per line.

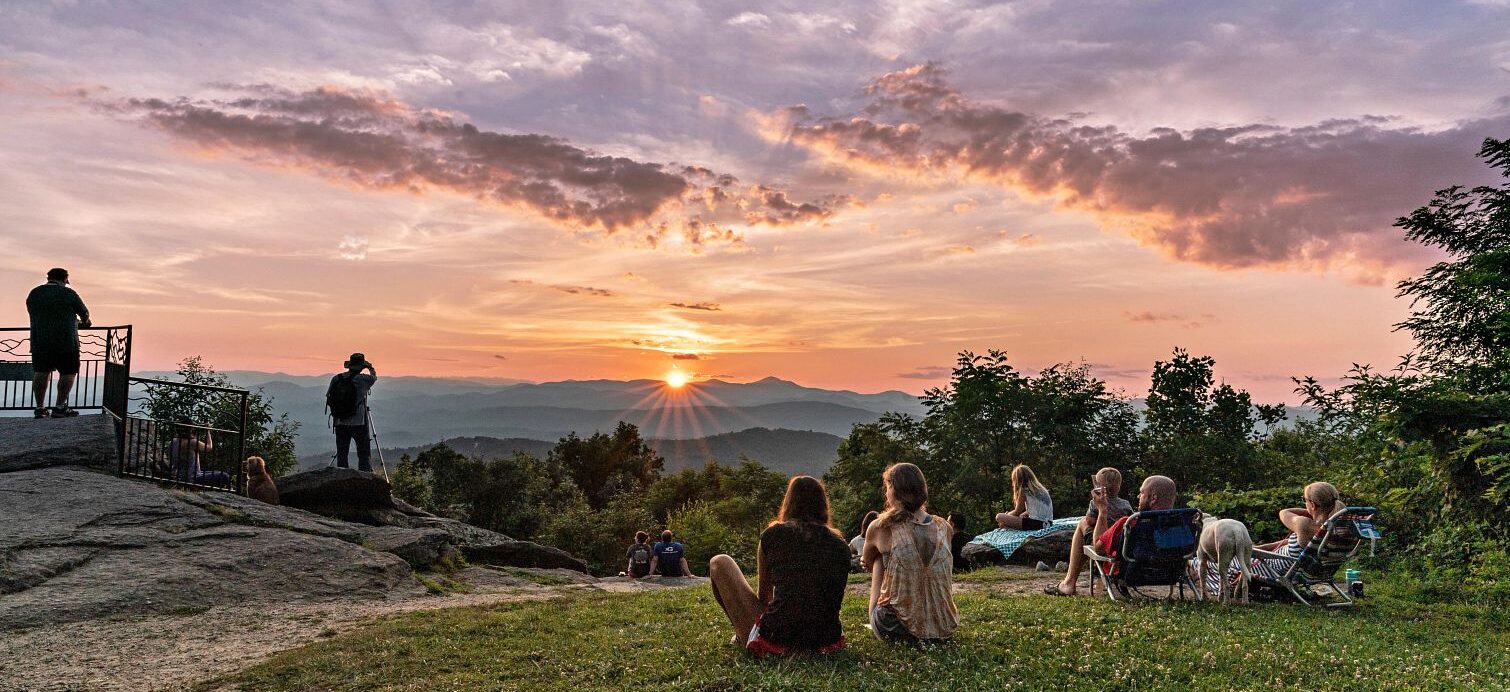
left=1011, top=464, right=1048, bottom=505
left=877, top=463, right=929, bottom=527
left=1304, top=482, right=1344, bottom=522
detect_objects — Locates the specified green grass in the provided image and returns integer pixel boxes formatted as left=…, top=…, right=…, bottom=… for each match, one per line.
left=502, top=568, right=572, bottom=586
left=215, top=572, right=1508, bottom=691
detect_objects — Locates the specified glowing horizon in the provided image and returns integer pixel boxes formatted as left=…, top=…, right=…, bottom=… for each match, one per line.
left=3, top=1, right=1506, bottom=404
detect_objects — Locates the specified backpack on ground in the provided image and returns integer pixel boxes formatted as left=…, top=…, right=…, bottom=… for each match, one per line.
left=327, top=374, right=361, bottom=420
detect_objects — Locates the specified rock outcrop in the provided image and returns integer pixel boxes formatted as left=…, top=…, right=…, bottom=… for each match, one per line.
left=0, top=414, right=118, bottom=473
left=275, top=467, right=590, bottom=573
left=0, top=467, right=419, bottom=631
left=961, top=529, right=1075, bottom=568
left=276, top=467, right=395, bottom=523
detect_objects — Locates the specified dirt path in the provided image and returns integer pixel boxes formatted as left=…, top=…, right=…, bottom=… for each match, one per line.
left=0, top=570, right=708, bottom=692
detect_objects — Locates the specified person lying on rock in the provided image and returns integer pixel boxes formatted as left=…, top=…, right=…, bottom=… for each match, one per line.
left=708, top=475, right=851, bottom=656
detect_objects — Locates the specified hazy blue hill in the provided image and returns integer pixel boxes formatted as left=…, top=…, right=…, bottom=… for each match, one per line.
left=651, top=427, right=843, bottom=476
left=299, top=428, right=844, bottom=477
left=168, top=372, right=923, bottom=457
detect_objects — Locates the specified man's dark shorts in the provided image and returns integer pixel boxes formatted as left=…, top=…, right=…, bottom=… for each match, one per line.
left=32, top=350, right=80, bottom=375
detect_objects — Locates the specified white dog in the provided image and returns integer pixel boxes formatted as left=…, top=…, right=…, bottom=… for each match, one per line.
left=1197, top=518, right=1253, bottom=604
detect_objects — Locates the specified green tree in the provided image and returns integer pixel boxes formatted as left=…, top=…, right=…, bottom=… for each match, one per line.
left=1141, top=348, right=1285, bottom=492
left=143, top=356, right=300, bottom=476
left=549, top=422, right=664, bottom=510
left=1393, top=137, right=1510, bottom=392
left=824, top=352, right=1140, bottom=532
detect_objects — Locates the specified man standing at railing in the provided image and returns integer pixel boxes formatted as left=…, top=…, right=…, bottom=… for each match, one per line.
left=26, top=268, right=91, bottom=418
left=326, top=352, right=377, bottom=472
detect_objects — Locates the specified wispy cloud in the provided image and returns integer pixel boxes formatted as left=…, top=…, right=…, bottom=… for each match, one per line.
left=1123, top=310, right=1217, bottom=328
left=668, top=301, right=721, bottom=311
left=897, top=365, right=952, bottom=380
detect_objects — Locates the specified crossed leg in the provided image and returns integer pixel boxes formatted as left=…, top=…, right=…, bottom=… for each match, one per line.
left=708, top=554, right=764, bottom=645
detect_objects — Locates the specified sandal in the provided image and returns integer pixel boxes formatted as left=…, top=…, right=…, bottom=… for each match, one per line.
left=1042, top=583, right=1075, bottom=597
left=34, top=408, right=50, bottom=418
left=51, top=406, right=80, bottom=418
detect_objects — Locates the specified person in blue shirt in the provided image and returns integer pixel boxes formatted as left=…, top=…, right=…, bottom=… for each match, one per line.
left=649, top=530, right=691, bottom=577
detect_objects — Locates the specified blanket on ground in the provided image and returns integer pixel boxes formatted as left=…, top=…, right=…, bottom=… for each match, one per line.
left=967, top=517, right=1081, bottom=561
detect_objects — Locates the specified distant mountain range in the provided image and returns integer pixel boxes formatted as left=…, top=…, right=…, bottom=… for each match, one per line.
left=138, top=371, right=927, bottom=460
left=298, top=427, right=846, bottom=477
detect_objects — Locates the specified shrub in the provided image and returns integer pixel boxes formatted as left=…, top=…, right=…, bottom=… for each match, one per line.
left=539, top=497, right=654, bottom=576
left=666, top=500, right=755, bottom=576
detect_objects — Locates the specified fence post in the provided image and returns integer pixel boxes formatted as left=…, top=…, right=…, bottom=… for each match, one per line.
left=237, top=390, right=248, bottom=494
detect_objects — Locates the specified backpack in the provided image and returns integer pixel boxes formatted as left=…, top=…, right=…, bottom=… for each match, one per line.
left=326, top=374, right=361, bottom=420
left=629, top=543, right=651, bottom=567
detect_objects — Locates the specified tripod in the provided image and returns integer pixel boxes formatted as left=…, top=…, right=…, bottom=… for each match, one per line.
left=366, top=408, right=390, bottom=478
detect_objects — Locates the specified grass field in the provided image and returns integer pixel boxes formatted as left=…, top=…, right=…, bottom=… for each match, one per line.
left=215, top=570, right=1508, bottom=691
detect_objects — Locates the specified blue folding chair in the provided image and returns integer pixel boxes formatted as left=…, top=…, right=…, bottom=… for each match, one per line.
left=1084, top=508, right=1203, bottom=601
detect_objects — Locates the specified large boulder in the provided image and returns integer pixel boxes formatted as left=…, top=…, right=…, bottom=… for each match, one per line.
left=962, top=529, right=1075, bottom=568
left=0, top=467, right=420, bottom=631
left=276, top=467, right=394, bottom=523
left=463, top=541, right=590, bottom=573
left=357, top=526, right=458, bottom=568
left=0, top=414, right=118, bottom=473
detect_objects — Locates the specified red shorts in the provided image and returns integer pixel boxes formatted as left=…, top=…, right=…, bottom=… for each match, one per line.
left=746, top=616, right=845, bottom=657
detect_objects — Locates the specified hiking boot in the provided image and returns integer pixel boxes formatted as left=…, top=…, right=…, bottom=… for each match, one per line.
left=33, top=408, right=50, bottom=418
left=50, top=406, right=80, bottom=417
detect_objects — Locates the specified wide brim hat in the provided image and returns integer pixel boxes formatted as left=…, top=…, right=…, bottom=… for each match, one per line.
left=344, top=352, right=370, bottom=368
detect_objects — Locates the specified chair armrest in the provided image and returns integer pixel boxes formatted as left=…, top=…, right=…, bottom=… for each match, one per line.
left=1083, top=546, right=1111, bottom=562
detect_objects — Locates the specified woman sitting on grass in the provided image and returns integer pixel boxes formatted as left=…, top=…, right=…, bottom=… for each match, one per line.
left=708, top=475, right=852, bottom=656
left=994, top=464, right=1054, bottom=530
left=862, top=463, right=959, bottom=643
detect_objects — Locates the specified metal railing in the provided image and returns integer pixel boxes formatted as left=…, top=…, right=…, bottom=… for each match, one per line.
left=119, top=377, right=249, bottom=494
left=0, top=325, right=132, bottom=412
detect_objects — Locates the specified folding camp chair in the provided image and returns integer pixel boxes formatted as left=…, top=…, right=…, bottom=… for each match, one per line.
left=1250, top=506, right=1379, bottom=607
left=1083, top=508, right=1203, bottom=601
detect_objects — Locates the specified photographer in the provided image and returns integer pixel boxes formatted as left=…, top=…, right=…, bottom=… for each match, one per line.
left=326, top=353, right=378, bottom=472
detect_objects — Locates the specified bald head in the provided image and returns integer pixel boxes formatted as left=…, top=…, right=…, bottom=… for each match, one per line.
left=1140, top=475, right=1177, bottom=511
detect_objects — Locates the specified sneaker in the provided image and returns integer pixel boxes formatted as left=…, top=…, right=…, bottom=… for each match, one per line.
left=33, top=408, right=50, bottom=418
left=50, top=406, right=80, bottom=418
left=1035, top=561, right=1050, bottom=572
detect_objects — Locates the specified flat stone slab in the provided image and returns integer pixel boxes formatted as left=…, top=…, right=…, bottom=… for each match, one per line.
left=0, top=414, right=118, bottom=473
left=0, top=467, right=419, bottom=631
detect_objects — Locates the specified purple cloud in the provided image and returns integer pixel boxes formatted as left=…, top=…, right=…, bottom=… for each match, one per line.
left=775, top=63, right=1509, bottom=274
left=119, top=85, right=837, bottom=238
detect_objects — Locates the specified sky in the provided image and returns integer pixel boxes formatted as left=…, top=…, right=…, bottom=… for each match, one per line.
left=1, top=0, right=1507, bottom=402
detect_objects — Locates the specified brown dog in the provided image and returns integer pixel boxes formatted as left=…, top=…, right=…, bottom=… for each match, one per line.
left=245, top=455, right=280, bottom=505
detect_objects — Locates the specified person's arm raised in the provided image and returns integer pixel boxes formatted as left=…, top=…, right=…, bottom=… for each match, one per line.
left=1278, top=507, right=1317, bottom=543
left=1090, top=488, right=1111, bottom=554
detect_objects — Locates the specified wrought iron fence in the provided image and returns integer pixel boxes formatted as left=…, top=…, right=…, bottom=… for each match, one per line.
left=119, top=377, right=248, bottom=493
left=0, top=325, right=131, bottom=412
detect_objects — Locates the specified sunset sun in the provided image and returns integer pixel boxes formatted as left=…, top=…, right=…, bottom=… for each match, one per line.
left=664, top=370, right=689, bottom=388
